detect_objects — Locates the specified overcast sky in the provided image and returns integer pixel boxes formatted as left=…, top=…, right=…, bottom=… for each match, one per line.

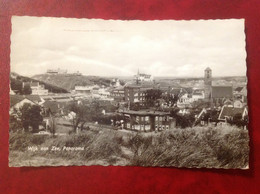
left=10, top=16, right=246, bottom=78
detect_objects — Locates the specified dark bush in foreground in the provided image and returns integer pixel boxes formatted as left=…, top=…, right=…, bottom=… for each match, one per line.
left=9, top=125, right=249, bottom=168
left=126, top=126, right=249, bottom=168
left=9, top=132, right=47, bottom=151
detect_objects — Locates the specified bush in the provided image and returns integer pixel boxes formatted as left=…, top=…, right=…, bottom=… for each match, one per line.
left=9, top=132, right=47, bottom=151
left=9, top=125, right=249, bottom=168
left=126, top=126, right=249, bottom=168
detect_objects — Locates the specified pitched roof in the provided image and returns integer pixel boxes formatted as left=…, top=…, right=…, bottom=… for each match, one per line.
left=235, top=86, right=244, bottom=92
left=205, top=67, right=211, bottom=71
left=42, top=101, right=60, bottom=113
left=211, top=86, right=233, bottom=98
left=10, top=95, right=26, bottom=107
left=26, top=95, right=41, bottom=103
left=120, top=110, right=170, bottom=116
left=10, top=95, right=40, bottom=107
left=218, top=106, right=247, bottom=120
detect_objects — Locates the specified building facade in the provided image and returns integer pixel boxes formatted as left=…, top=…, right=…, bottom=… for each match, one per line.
left=120, top=110, right=175, bottom=131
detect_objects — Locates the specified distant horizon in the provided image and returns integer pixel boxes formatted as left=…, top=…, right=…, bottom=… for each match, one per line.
left=12, top=71, right=247, bottom=80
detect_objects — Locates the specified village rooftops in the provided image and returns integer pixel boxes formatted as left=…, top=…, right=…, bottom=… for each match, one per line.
left=120, top=109, right=170, bottom=116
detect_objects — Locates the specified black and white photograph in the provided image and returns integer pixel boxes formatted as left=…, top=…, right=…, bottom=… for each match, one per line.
left=9, top=16, right=249, bottom=168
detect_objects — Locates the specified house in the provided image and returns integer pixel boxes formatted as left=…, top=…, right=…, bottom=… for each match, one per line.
left=120, top=110, right=175, bottom=132
left=110, top=78, right=121, bottom=87
left=51, top=96, right=73, bottom=102
left=218, top=106, right=248, bottom=122
left=176, top=88, right=193, bottom=108
left=98, top=88, right=111, bottom=99
left=211, top=86, right=233, bottom=99
left=195, top=108, right=208, bottom=126
left=10, top=95, right=37, bottom=114
left=124, top=85, right=152, bottom=106
left=204, top=68, right=234, bottom=104
left=23, top=81, right=48, bottom=95
left=10, top=84, right=15, bottom=95
left=31, top=82, right=48, bottom=95
left=192, top=89, right=205, bottom=100
left=210, top=86, right=233, bottom=106
left=47, top=68, right=67, bottom=74
left=91, top=86, right=100, bottom=95
left=234, top=100, right=243, bottom=108
left=234, top=86, right=247, bottom=103
left=110, top=86, right=125, bottom=102
left=134, top=70, right=154, bottom=83
left=74, top=85, right=93, bottom=94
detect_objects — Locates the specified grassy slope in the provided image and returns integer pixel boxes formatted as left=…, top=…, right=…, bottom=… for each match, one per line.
left=11, top=72, right=69, bottom=93
left=32, top=74, right=112, bottom=91
left=9, top=125, right=249, bottom=168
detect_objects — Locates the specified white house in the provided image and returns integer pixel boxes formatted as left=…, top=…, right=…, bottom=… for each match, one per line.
left=74, top=86, right=93, bottom=94
left=10, top=95, right=37, bottom=114
left=23, top=82, right=48, bottom=95
left=134, top=70, right=154, bottom=82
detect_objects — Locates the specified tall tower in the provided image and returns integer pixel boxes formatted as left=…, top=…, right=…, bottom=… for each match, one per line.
left=204, top=67, right=212, bottom=99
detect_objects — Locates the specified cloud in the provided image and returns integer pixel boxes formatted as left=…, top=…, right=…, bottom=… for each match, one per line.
left=11, top=17, right=246, bottom=77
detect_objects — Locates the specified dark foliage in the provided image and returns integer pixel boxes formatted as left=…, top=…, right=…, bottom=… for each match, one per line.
left=10, top=74, right=68, bottom=94
left=227, top=113, right=248, bottom=129
left=19, top=103, right=43, bottom=132
left=145, top=89, right=162, bottom=107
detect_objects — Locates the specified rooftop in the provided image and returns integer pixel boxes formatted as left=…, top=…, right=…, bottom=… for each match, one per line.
left=219, top=106, right=247, bottom=120
left=211, top=86, right=233, bottom=98
left=10, top=95, right=41, bottom=107
left=120, top=109, right=170, bottom=116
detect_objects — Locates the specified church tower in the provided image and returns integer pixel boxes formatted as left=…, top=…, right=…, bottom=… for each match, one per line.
left=204, top=67, right=212, bottom=99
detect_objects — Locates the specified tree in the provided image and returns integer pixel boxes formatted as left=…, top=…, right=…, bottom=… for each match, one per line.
left=68, top=100, right=102, bottom=133
left=175, top=113, right=196, bottom=128
left=10, top=78, right=23, bottom=94
left=145, top=89, right=162, bottom=107
left=170, top=107, right=196, bottom=128
left=227, top=113, right=246, bottom=128
left=162, top=93, right=179, bottom=107
left=49, top=115, right=57, bottom=137
left=9, top=108, right=23, bottom=132
left=21, top=84, right=32, bottom=95
left=130, top=102, right=140, bottom=111
left=20, top=103, right=43, bottom=132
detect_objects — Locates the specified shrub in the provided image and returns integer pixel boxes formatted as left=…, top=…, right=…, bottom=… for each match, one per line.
left=127, top=126, right=249, bottom=168
left=9, top=132, right=47, bottom=151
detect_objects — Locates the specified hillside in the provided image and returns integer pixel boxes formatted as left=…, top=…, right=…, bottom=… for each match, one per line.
left=32, top=74, right=113, bottom=91
left=10, top=72, right=69, bottom=93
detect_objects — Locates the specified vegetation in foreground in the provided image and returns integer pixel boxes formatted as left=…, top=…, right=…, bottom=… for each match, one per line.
left=9, top=125, right=249, bottom=169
